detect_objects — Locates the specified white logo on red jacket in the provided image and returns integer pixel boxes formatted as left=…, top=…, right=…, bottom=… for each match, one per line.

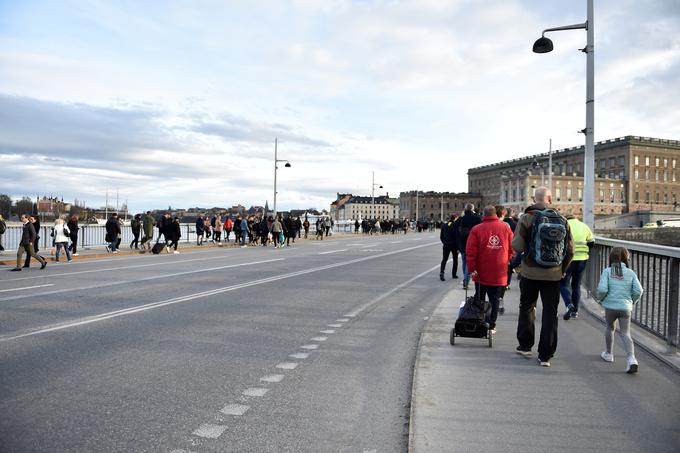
left=487, top=235, right=501, bottom=249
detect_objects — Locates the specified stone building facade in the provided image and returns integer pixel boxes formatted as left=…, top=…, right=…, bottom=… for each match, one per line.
left=399, top=191, right=483, bottom=221
left=467, top=136, right=680, bottom=217
left=330, top=193, right=400, bottom=221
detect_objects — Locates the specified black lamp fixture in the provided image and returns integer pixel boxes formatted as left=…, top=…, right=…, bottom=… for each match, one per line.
left=284, top=162, right=291, bottom=168
left=533, top=35, right=554, bottom=53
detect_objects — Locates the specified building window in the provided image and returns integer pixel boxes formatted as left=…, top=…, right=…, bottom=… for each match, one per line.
left=674, top=171, right=677, bottom=182
left=619, top=169, right=625, bottom=179
left=645, top=168, right=650, bottom=180
left=609, top=169, right=615, bottom=179
left=664, top=193, right=668, bottom=204
left=645, top=156, right=650, bottom=166
left=576, top=163, right=581, bottom=174
left=609, top=157, right=616, bottom=168
left=634, top=155, right=639, bottom=165
left=645, top=192, right=650, bottom=202
left=555, top=188, right=561, bottom=200
left=656, top=169, right=660, bottom=181
left=656, top=192, right=660, bottom=203
left=634, top=169, right=639, bottom=180
left=599, top=189, right=604, bottom=202
left=673, top=159, right=677, bottom=169
left=600, top=159, right=606, bottom=169
left=656, top=157, right=660, bottom=166
left=578, top=188, right=583, bottom=201
left=610, top=189, right=615, bottom=203
left=567, top=188, right=572, bottom=200
left=635, top=192, right=639, bottom=202
left=618, top=156, right=625, bottom=166
left=664, top=158, right=668, bottom=167
left=664, top=170, right=668, bottom=182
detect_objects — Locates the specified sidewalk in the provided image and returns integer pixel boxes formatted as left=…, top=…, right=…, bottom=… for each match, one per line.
left=409, top=280, right=680, bottom=453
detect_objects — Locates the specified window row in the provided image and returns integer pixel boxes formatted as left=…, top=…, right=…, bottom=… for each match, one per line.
left=633, top=169, right=677, bottom=182
left=633, top=155, right=677, bottom=168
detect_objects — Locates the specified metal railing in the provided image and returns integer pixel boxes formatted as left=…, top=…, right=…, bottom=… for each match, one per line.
left=584, top=236, right=680, bottom=350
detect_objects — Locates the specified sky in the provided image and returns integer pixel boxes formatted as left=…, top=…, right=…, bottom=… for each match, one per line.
left=1, top=0, right=679, bottom=213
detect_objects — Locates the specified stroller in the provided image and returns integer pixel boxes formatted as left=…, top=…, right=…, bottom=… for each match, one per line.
left=450, top=286, right=493, bottom=347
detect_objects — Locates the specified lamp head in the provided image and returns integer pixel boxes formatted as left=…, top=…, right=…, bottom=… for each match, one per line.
left=284, top=162, right=291, bottom=168
left=533, top=36, right=553, bottom=53
left=379, top=185, right=383, bottom=189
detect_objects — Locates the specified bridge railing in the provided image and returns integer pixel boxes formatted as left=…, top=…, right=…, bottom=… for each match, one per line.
left=585, top=236, right=680, bottom=350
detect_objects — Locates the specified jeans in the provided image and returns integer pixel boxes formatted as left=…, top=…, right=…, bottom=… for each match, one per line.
left=55, top=242, right=71, bottom=261
left=461, top=252, right=470, bottom=285
left=517, top=278, right=560, bottom=361
left=478, top=285, right=502, bottom=329
left=241, top=231, right=247, bottom=245
left=109, top=239, right=118, bottom=252
left=560, top=260, right=588, bottom=312
left=440, top=245, right=459, bottom=277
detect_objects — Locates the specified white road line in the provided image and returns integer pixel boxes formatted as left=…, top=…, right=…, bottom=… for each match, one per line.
left=390, top=241, right=403, bottom=244
left=220, top=404, right=250, bottom=416
left=335, top=318, right=350, bottom=322
left=260, top=374, right=285, bottom=383
left=0, top=284, right=54, bottom=293
left=243, top=388, right=269, bottom=397
left=318, top=249, right=347, bottom=255
left=276, top=362, right=299, bottom=370
left=300, top=344, right=319, bottom=350
left=289, top=352, right=309, bottom=359
left=192, top=424, right=227, bottom=438
left=0, top=242, right=437, bottom=342
left=3, top=253, right=239, bottom=282
left=319, top=330, right=335, bottom=334
left=361, top=244, right=376, bottom=248
left=343, top=264, right=440, bottom=318
left=327, top=324, right=342, bottom=328
left=0, top=258, right=285, bottom=302
left=310, top=336, right=327, bottom=342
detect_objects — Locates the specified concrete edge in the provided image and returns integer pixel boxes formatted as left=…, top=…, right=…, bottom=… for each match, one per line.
left=581, top=293, right=680, bottom=374
left=408, top=286, right=458, bottom=453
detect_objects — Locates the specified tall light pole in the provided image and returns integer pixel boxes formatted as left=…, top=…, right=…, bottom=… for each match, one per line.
left=533, top=0, right=594, bottom=228
left=371, top=171, right=383, bottom=219
left=273, top=138, right=291, bottom=217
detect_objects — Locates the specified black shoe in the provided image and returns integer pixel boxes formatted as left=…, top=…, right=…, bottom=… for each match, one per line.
left=563, top=311, right=571, bottom=321
left=452, top=275, right=459, bottom=279
left=10, top=268, right=21, bottom=272
left=516, top=346, right=532, bottom=357
left=439, top=272, right=445, bottom=281
left=22, top=265, right=29, bottom=268
left=40, top=261, right=47, bottom=270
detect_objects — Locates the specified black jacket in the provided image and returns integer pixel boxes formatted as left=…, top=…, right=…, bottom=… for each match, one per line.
left=20, top=222, right=36, bottom=246
left=455, top=211, right=481, bottom=250
left=440, top=220, right=458, bottom=248
left=105, top=218, right=121, bottom=241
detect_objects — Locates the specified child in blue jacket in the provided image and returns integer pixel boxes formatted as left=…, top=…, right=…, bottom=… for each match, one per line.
left=596, top=246, right=643, bottom=373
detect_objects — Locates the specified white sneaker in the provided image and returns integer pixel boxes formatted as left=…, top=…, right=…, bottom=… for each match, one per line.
left=626, top=356, right=639, bottom=374
left=173, top=251, right=179, bottom=254
left=73, top=253, right=79, bottom=256
left=600, top=351, right=614, bottom=363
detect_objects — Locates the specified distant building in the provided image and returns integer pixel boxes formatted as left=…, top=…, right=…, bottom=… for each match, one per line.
left=399, top=191, right=482, bottom=221
left=37, top=196, right=71, bottom=219
left=330, top=193, right=399, bottom=221
left=467, top=135, right=680, bottom=218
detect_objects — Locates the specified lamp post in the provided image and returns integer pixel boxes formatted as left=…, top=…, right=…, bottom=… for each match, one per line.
left=371, top=171, right=383, bottom=219
left=273, top=138, right=291, bottom=217
left=533, top=0, right=594, bottom=229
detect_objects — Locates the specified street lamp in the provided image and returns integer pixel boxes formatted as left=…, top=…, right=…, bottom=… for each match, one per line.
left=273, top=138, right=291, bottom=217
left=371, top=171, right=383, bottom=219
left=533, top=0, right=594, bottom=229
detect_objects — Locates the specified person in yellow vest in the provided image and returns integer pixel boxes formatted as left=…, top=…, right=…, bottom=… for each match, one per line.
left=561, top=214, right=594, bottom=320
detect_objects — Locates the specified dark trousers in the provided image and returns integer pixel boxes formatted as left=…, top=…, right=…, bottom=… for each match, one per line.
left=517, top=278, right=560, bottom=361
left=440, top=245, right=459, bottom=277
left=560, top=260, right=588, bottom=312
left=68, top=234, right=78, bottom=254
left=130, top=232, right=140, bottom=249
left=24, top=238, right=40, bottom=267
left=478, top=285, right=502, bottom=329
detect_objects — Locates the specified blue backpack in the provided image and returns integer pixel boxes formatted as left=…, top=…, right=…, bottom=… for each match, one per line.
left=529, top=209, right=568, bottom=268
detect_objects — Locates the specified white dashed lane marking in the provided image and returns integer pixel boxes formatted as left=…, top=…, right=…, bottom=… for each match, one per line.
left=318, top=249, right=347, bottom=255
left=327, top=324, right=342, bottom=328
left=276, top=362, right=299, bottom=370
left=260, top=374, right=285, bottom=383
left=243, top=388, right=269, bottom=397
left=220, top=404, right=250, bottom=416
left=289, top=352, right=309, bottom=359
left=320, top=329, right=335, bottom=334
left=335, top=318, right=350, bottom=322
left=300, top=344, right=319, bottom=350
left=0, top=284, right=55, bottom=293
left=192, top=424, right=227, bottom=439
left=310, top=336, right=327, bottom=342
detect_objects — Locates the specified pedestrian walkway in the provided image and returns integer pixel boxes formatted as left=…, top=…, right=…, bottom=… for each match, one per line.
left=410, top=281, right=680, bottom=453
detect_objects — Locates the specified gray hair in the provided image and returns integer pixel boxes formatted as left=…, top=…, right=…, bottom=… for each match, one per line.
left=534, top=186, right=551, bottom=203
left=465, top=203, right=475, bottom=212
left=483, top=205, right=496, bottom=216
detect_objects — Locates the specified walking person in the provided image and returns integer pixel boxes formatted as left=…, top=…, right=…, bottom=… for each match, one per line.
left=52, top=217, right=72, bottom=263
left=204, top=216, right=212, bottom=242
left=561, top=214, right=594, bottom=320
left=597, top=247, right=643, bottom=373
left=0, top=214, right=6, bottom=254
left=283, top=215, right=294, bottom=246
left=105, top=213, right=121, bottom=253
left=271, top=216, right=283, bottom=248
left=11, top=214, right=46, bottom=271
left=233, top=216, right=242, bottom=246
left=465, top=206, right=514, bottom=333
left=67, top=214, right=80, bottom=256
left=303, top=217, right=310, bottom=238
left=224, top=216, right=233, bottom=243
left=24, top=215, right=43, bottom=268
left=439, top=214, right=459, bottom=281
left=240, top=215, right=249, bottom=247
left=512, top=187, right=574, bottom=367
left=140, top=211, right=155, bottom=253
left=259, top=216, right=270, bottom=246
left=214, top=215, right=223, bottom=244
left=196, top=215, right=205, bottom=246
left=454, top=204, right=481, bottom=290
left=168, top=216, right=181, bottom=254
left=130, top=214, right=142, bottom=250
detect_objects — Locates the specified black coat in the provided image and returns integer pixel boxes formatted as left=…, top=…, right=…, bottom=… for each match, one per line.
left=440, top=221, right=458, bottom=248
left=455, top=212, right=481, bottom=251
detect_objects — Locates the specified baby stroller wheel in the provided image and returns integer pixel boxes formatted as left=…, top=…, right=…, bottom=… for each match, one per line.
left=488, top=334, right=493, bottom=348
left=450, top=328, right=456, bottom=345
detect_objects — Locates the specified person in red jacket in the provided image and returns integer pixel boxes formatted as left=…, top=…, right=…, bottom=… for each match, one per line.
left=466, top=205, right=514, bottom=332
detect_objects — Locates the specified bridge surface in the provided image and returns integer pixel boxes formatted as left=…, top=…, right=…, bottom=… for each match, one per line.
left=410, top=281, right=680, bottom=453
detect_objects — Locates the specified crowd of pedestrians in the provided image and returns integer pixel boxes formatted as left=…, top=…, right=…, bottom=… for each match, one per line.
left=441, top=186, right=643, bottom=373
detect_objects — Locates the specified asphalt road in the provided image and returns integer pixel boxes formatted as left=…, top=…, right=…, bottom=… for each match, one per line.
left=0, top=232, right=449, bottom=453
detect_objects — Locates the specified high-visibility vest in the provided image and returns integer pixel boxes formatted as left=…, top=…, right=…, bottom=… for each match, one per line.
left=568, top=218, right=593, bottom=261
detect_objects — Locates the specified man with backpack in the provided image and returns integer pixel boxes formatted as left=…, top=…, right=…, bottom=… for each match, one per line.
left=455, top=203, right=481, bottom=290
left=512, top=187, right=574, bottom=367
